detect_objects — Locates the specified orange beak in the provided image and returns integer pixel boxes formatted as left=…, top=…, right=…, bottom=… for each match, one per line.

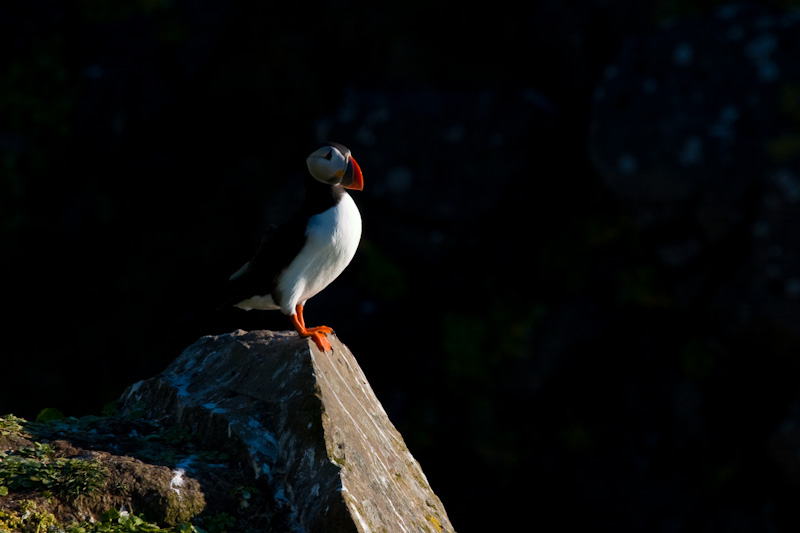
left=343, top=155, right=364, bottom=191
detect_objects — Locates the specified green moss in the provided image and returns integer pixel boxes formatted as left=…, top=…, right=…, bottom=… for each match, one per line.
left=0, top=413, right=276, bottom=533
left=0, top=490, right=204, bottom=533
left=164, top=490, right=206, bottom=527
left=0, top=415, right=205, bottom=533
left=0, top=409, right=282, bottom=533
left=0, top=441, right=107, bottom=499
left=0, top=414, right=28, bottom=436
left=0, top=500, right=58, bottom=533
left=69, top=508, right=201, bottom=533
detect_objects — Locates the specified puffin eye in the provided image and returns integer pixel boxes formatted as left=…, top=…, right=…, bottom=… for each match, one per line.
left=324, top=149, right=333, bottom=161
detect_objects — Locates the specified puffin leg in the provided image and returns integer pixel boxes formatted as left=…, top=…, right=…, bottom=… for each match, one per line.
left=295, top=304, right=333, bottom=334
left=290, top=308, right=332, bottom=352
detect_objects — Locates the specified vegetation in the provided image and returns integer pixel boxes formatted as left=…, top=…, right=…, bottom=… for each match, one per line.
left=0, top=503, right=202, bottom=533
left=0, top=414, right=269, bottom=533
left=0, top=442, right=107, bottom=499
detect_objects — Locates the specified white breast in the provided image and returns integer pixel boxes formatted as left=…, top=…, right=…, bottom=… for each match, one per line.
left=275, top=193, right=362, bottom=314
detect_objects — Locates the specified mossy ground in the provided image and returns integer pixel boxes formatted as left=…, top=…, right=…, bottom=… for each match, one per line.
left=0, top=413, right=272, bottom=533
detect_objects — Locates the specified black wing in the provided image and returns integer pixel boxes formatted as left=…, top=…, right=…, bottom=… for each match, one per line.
left=224, top=215, right=309, bottom=309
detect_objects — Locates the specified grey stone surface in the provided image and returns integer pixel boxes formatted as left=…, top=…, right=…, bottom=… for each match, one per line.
left=120, top=329, right=454, bottom=533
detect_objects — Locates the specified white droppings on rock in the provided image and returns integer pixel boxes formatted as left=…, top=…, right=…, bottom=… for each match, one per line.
left=170, top=468, right=186, bottom=498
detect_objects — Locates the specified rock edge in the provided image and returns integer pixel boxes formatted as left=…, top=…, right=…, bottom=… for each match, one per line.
left=120, top=329, right=454, bottom=533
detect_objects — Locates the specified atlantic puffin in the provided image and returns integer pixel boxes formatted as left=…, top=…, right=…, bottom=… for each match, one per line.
left=225, top=142, right=363, bottom=352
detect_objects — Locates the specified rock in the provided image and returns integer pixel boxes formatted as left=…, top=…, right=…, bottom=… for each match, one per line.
left=0, top=415, right=207, bottom=530
left=66, top=447, right=207, bottom=526
left=119, top=329, right=455, bottom=533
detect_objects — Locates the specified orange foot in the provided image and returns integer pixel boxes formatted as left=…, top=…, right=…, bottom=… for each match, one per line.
left=291, top=305, right=333, bottom=351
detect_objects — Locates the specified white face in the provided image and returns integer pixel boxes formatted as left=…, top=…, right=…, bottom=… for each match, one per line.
left=306, top=144, right=350, bottom=184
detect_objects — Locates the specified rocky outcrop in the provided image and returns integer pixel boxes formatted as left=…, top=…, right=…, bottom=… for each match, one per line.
left=120, top=329, right=454, bottom=533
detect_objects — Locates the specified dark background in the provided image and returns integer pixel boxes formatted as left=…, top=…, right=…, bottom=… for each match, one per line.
left=4, top=0, right=800, bottom=531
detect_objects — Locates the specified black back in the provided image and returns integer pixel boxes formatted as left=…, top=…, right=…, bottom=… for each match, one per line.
left=225, top=176, right=346, bottom=309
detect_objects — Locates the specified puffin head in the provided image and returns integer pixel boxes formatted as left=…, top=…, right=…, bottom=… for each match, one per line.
left=306, top=142, right=364, bottom=191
